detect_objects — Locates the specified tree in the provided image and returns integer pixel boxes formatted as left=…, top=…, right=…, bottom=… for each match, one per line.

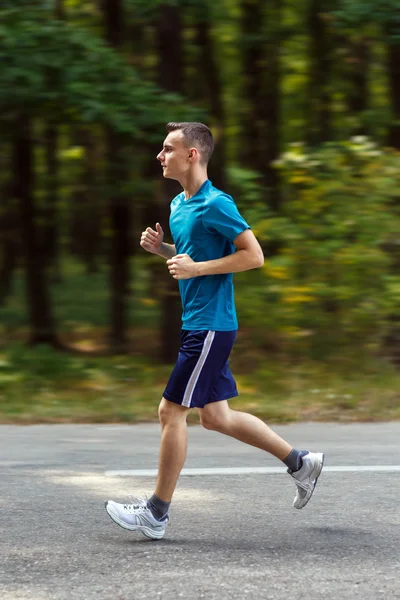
left=55, top=0, right=65, bottom=19
left=155, top=3, right=185, bottom=362
left=0, top=2, right=175, bottom=348
left=103, top=0, right=132, bottom=352
left=15, top=115, right=59, bottom=346
left=68, top=125, right=104, bottom=274
left=386, top=10, right=400, bottom=149
left=307, top=0, right=336, bottom=145
left=346, top=35, right=370, bottom=134
left=41, top=0, right=66, bottom=280
left=240, top=0, right=282, bottom=210
left=0, top=192, right=20, bottom=307
left=192, top=1, right=226, bottom=190
left=42, top=117, right=61, bottom=280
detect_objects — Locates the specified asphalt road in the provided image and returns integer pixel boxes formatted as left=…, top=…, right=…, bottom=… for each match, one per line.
left=1, top=422, right=400, bottom=600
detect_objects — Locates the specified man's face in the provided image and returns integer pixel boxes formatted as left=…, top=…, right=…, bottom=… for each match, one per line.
left=156, top=131, right=192, bottom=181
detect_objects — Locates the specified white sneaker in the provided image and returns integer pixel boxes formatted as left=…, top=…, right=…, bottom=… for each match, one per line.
left=289, top=451, right=324, bottom=509
left=105, top=497, right=168, bottom=539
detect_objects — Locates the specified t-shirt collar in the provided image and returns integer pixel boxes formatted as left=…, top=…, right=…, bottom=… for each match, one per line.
left=184, top=179, right=211, bottom=201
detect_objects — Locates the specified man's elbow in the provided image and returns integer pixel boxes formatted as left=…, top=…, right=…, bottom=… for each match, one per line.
left=251, top=248, right=264, bottom=269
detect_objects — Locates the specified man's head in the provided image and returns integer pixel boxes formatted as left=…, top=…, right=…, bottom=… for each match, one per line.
left=157, top=122, right=214, bottom=181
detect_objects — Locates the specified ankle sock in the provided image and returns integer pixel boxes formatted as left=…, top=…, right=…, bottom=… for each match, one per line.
left=283, top=449, right=309, bottom=472
left=147, top=494, right=170, bottom=521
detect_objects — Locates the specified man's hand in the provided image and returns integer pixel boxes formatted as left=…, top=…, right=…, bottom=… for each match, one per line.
left=167, top=254, right=198, bottom=280
left=140, top=223, right=164, bottom=255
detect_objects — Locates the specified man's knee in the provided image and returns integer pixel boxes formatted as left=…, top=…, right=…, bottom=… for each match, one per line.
left=199, top=407, right=229, bottom=432
left=199, top=413, right=216, bottom=431
left=158, top=397, right=189, bottom=427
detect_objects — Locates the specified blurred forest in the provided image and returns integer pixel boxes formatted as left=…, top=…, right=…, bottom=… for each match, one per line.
left=1, top=0, right=400, bottom=373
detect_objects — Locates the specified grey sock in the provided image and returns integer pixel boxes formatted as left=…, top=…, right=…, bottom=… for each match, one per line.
left=283, top=449, right=308, bottom=473
left=147, top=494, right=170, bottom=521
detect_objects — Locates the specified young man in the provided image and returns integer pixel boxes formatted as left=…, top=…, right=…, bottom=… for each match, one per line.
left=105, top=122, right=324, bottom=540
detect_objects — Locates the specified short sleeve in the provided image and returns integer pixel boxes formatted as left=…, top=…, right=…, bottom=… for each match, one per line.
left=202, top=194, right=250, bottom=243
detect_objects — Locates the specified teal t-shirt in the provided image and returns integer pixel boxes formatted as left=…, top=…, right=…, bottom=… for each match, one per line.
left=169, top=180, right=250, bottom=331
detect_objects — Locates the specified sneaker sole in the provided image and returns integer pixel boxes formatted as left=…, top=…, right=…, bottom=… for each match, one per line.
left=105, top=502, right=166, bottom=540
left=294, top=452, right=325, bottom=509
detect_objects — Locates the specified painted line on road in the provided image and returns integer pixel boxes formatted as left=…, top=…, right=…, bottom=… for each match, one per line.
left=105, top=465, right=400, bottom=477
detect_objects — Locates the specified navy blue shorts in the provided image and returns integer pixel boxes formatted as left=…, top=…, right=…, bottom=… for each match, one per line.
left=163, top=330, right=238, bottom=409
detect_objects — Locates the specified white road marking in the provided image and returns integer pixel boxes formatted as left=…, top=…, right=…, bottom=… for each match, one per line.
left=105, top=465, right=400, bottom=477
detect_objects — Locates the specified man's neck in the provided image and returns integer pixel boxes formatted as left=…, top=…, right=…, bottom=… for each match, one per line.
left=181, top=171, right=208, bottom=200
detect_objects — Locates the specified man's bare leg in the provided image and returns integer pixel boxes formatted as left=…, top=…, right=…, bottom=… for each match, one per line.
left=198, top=400, right=324, bottom=510
left=154, top=398, right=191, bottom=502
left=198, top=400, right=291, bottom=459
left=105, top=398, right=190, bottom=536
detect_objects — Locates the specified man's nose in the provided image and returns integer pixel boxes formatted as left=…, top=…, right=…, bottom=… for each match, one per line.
left=156, top=151, right=163, bottom=161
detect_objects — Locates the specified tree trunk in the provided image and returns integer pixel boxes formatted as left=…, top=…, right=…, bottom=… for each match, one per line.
left=383, top=13, right=400, bottom=363
left=39, top=0, right=64, bottom=283
left=240, top=0, right=264, bottom=169
left=194, top=4, right=226, bottom=190
left=15, top=115, right=59, bottom=346
left=129, top=17, right=146, bottom=73
left=43, top=120, right=61, bottom=281
left=263, top=0, right=282, bottom=211
left=68, top=126, right=102, bottom=273
left=104, top=0, right=131, bottom=352
left=107, top=133, right=131, bottom=352
left=307, top=0, right=335, bottom=145
left=0, top=161, right=20, bottom=306
left=240, top=0, right=282, bottom=210
left=0, top=235, right=18, bottom=306
left=387, top=16, right=400, bottom=149
left=156, top=4, right=185, bottom=363
left=346, top=36, right=370, bottom=134
left=82, top=130, right=102, bottom=274
left=55, top=0, right=65, bottom=19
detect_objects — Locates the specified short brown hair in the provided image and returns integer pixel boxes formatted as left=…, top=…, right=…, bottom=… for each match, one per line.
left=166, top=122, right=214, bottom=165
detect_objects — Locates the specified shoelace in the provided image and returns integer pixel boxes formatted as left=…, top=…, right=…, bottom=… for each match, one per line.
left=123, top=503, right=149, bottom=514
left=122, top=497, right=169, bottom=524
left=123, top=492, right=149, bottom=513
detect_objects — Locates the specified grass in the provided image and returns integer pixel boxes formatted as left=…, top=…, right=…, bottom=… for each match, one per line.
left=0, top=341, right=399, bottom=424
left=1, top=258, right=399, bottom=423
left=0, top=258, right=159, bottom=332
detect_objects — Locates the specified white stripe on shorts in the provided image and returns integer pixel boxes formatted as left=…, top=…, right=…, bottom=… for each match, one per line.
left=182, top=330, right=215, bottom=408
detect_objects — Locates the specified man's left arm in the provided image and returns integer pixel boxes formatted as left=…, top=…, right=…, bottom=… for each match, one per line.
left=167, top=229, right=264, bottom=280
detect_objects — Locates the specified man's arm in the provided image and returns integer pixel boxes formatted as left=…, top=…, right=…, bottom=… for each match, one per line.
left=196, top=229, right=264, bottom=275
left=157, top=243, right=176, bottom=260
left=140, top=223, right=176, bottom=259
left=167, top=229, right=264, bottom=280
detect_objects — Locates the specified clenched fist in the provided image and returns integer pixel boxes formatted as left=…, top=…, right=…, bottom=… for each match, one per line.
left=140, top=223, right=164, bottom=255
left=167, top=254, right=198, bottom=280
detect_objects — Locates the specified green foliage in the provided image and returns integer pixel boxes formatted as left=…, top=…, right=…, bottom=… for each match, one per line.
left=0, top=4, right=183, bottom=133
left=235, top=139, right=400, bottom=359
left=1, top=0, right=399, bottom=378
left=1, top=341, right=400, bottom=423
left=0, top=258, right=159, bottom=330
left=335, top=0, right=400, bottom=25
left=0, top=342, right=172, bottom=423
left=335, top=0, right=400, bottom=43
left=227, top=166, right=268, bottom=213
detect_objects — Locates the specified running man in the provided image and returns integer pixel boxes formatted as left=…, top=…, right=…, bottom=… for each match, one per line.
left=105, top=122, right=324, bottom=539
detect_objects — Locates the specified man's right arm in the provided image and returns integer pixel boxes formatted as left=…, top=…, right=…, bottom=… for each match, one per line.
left=157, top=243, right=176, bottom=260
left=140, top=223, right=176, bottom=259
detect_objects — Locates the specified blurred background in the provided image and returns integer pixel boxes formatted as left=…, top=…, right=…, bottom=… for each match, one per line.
left=0, top=0, right=399, bottom=424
